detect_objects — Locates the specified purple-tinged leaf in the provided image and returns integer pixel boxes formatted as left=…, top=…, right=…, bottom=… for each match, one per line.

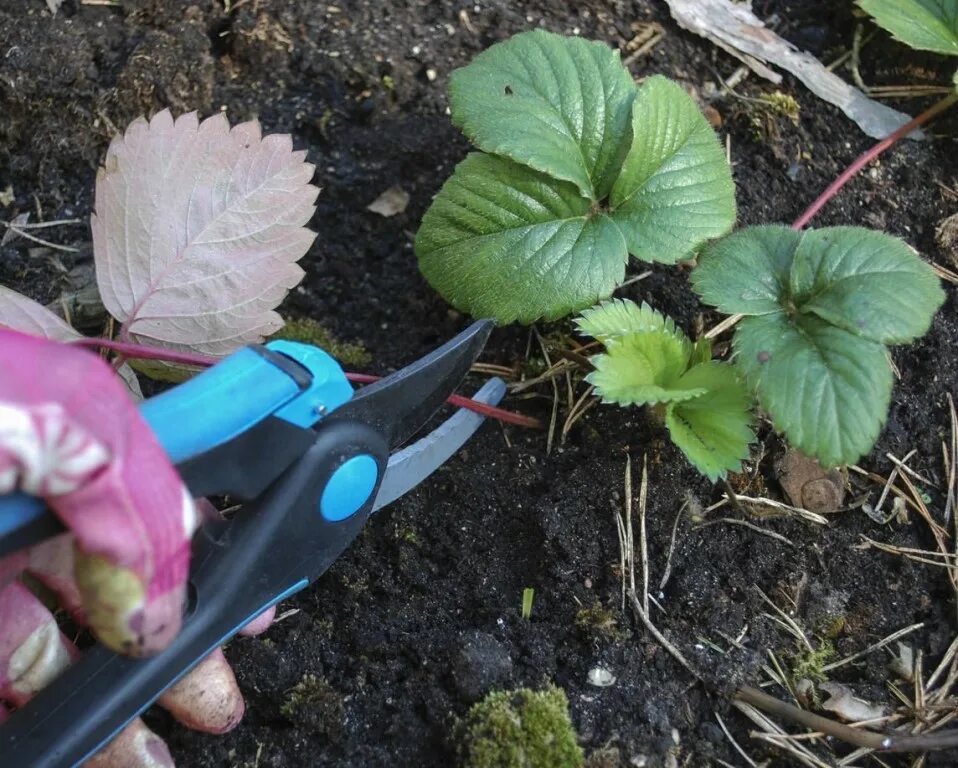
left=92, top=109, right=318, bottom=356
left=0, top=287, right=143, bottom=399
left=0, top=286, right=82, bottom=342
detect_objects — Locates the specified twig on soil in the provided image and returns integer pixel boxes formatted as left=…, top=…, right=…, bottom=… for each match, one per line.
left=733, top=700, right=833, bottom=768
left=737, top=685, right=958, bottom=752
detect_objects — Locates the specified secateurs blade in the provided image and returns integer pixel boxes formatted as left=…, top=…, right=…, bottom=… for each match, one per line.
left=0, top=319, right=500, bottom=768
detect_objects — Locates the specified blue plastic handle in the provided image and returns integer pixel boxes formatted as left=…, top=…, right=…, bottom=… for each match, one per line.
left=0, top=341, right=353, bottom=549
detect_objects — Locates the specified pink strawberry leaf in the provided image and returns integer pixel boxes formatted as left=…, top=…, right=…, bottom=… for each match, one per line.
left=92, top=109, right=318, bottom=356
left=0, top=286, right=82, bottom=342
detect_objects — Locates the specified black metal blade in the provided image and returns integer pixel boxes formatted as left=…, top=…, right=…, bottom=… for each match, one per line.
left=328, top=319, right=494, bottom=448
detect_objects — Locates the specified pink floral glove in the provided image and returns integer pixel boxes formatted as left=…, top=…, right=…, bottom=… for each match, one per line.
left=0, top=329, right=268, bottom=767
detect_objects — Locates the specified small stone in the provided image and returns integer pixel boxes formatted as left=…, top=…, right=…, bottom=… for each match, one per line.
left=586, top=666, right=615, bottom=687
left=937, top=212, right=958, bottom=269
left=426, top=68, right=438, bottom=82
left=776, top=450, right=844, bottom=514
left=452, top=631, right=513, bottom=702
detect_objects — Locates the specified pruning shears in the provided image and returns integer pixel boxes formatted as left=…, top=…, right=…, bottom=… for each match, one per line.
left=0, top=320, right=500, bottom=768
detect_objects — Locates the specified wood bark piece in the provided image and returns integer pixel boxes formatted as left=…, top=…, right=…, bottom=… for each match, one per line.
left=664, top=0, right=925, bottom=140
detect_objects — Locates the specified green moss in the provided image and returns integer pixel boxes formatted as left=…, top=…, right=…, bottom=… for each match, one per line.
left=270, top=318, right=372, bottom=368
left=790, top=639, right=836, bottom=683
left=574, top=604, right=625, bottom=643
left=458, top=684, right=584, bottom=768
left=280, top=674, right=344, bottom=738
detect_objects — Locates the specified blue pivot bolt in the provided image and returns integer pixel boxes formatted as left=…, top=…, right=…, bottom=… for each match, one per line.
left=320, top=455, right=379, bottom=521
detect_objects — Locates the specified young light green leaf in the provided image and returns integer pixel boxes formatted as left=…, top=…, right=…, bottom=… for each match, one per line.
left=665, top=362, right=754, bottom=481
left=689, top=337, right=713, bottom=368
left=415, top=153, right=628, bottom=324
left=0, top=285, right=82, bottom=341
left=858, top=0, right=958, bottom=56
left=789, top=227, right=945, bottom=344
left=734, top=314, right=893, bottom=467
left=92, top=109, right=317, bottom=357
left=587, top=331, right=702, bottom=407
left=609, top=75, right=736, bottom=264
left=691, top=225, right=798, bottom=315
left=449, top=29, right=637, bottom=200
left=575, top=298, right=684, bottom=345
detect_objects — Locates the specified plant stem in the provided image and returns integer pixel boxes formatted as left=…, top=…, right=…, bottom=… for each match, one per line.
left=73, top=337, right=219, bottom=366
left=708, top=93, right=957, bottom=340
left=792, top=92, right=958, bottom=230
left=736, top=685, right=958, bottom=752
left=73, top=337, right=542, bottom=429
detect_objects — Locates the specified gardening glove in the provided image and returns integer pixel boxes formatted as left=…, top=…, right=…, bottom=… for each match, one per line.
left=0, top=328, right=271, bottom=767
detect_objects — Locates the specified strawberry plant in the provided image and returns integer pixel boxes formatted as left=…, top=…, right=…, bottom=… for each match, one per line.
left=415, top=29, right=736, bottom=324
left=576, top=299, right=753, bottom=481
left=858, top=0, right=958, bottom=59
left=691, top=225, right=945, bottom=467
left=0, top=109, right=318, bottom=384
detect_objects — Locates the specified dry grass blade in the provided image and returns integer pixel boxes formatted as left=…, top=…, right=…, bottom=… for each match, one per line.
left=730, top=493, right=829, bottom=525
left=659, top=498, right=689, bottom=591
left=638, top=455, right=648, bottom=614
left=821, top=622, right=924, bottom=673
left=945, top=394, right=957, bottom=523
left=733, top=701, right=833, bottom=768
left=508, top=358, right=577, bottom=393
left=754, top=586, right=812, bottom=651
left=693, top=517, right=797, bottom=547
left=715, top=709, right=758, bottom=767
left=858, top=537, right=956, bottom=571
left=532, top=327, right=559, bottom=455
left=933, top=262, right=958, bottom=285
left=561, top=384, right=597, bottom=443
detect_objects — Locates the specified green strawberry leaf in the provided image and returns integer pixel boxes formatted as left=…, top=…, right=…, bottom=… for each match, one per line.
left=689, top=337, right=713, bottom=367
left=587, top=331, right=701, bottom=407
left=691, top=225, right=798, bottom=315
left=789, top=227, right=945, bottom=344
left=609, top=75, right=736, bottom=265
left=735, top=313, right=893, bottom=467
left=449, top=29, right=637, bottom=200
left=575, top=298, right=686, bottom=345
left=858, top=0, right=958, bottom=56
left=666, top=362, right=754, bottom=481
left=415, top=153, right=628, bottom=324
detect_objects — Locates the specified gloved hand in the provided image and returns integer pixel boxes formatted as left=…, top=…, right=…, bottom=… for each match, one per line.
left=0, top=329, right=270, bottom=767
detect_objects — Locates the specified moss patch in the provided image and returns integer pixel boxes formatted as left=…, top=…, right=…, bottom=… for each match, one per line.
left=270, top=318, right=372, bottom=368
left=280, top=674, right=345, bottom=739
left=457, top=684, right=583, bottom=768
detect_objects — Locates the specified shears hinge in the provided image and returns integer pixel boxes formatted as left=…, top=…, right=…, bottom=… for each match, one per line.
left=264, top=340, right=354, bottom=428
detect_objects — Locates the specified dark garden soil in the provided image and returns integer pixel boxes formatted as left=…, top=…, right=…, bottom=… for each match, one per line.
left=3, top=1, right=958, bottom=766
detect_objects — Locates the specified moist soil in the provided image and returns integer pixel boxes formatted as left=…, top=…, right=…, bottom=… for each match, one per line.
left=2, top=1, right=958, bottom=766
